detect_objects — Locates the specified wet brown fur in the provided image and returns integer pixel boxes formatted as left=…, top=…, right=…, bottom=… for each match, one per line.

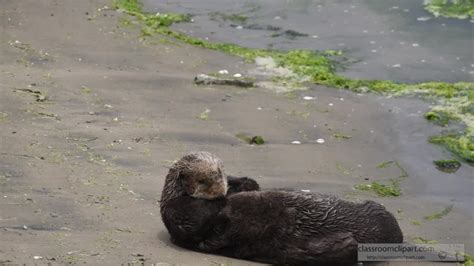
left=160, top=152, right=402, bottom=265
left=160, top=152, right=260, bottom=248
left=199, top=190, right=403, bottom=265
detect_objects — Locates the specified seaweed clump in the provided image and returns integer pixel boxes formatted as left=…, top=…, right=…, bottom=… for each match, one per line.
left=433, top=159, right=462, bottom=173
left=236, top=133, right=265, bottom=145
left=429, top=135, right=474, bottom=164
left=354, top=181, right=401, bottom=197
left=424, top=0, right=474, bottom=19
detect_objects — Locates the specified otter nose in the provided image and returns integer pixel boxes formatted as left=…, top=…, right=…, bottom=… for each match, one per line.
left=205, top=183, right=227, bottom=198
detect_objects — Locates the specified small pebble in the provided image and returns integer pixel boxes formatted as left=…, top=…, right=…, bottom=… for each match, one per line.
left=233, top=73, right=242, bottom=78
left=301, top=189, right=311, bottom=193
left=292, top=141, right=301, bottom=145
left=303, top=96, right=315, bottom=100
left=218, top=69, right=229, bottom=74
left=328, top=103, right=334, bottom=106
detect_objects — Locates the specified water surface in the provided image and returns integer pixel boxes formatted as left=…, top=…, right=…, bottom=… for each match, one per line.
left=144, top=0, right=473, bottom=83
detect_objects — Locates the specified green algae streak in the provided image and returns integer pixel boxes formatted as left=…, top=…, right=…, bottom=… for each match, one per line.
left=424, top=0, right=474, bottom=19
left=114, top=0, right=474, bottom=164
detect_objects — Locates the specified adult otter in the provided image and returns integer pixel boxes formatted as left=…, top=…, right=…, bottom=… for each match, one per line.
left=199, top=191, right=403, bottom=265
left=160, top=151, right=259, bottom=248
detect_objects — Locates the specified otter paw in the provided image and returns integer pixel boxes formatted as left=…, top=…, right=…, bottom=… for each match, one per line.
left=198, top=242, right=209, bottom=251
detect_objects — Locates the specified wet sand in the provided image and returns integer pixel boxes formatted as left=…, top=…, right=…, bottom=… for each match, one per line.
left=0, top=0, right=472, bottom=264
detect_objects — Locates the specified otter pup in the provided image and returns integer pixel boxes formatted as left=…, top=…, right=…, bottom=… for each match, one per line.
left=160, top=151, right=259, bottom=248
left=199, top=190, right=403, bottom=265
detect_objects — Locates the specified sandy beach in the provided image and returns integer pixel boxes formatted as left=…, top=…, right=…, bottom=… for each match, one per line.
left=0, top=0, right=472, bottom=264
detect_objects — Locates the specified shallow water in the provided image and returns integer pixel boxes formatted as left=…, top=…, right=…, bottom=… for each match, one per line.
left=144, top=0, right=473, bottom=83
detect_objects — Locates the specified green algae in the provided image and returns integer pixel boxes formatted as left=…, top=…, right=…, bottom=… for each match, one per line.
left=424, top=204, right=454, bottom=221
left=433, top=159, right=462, bottom=173
left=236, top=133, right=265, bottom=145
left=0, top=112, right=8, bottom=122
left=197, top=109, right=210, bottom=120
left=114, top=0, right=474, bottom=162
left=377, top=160, right=395, bottom=169
left=424, top=110, right=459, bottom=126
left=429, top=135, right=474, bottom=164
left=332, top=133, right=352, bottom=139
left=413, top=237, right=438, bottom=244
left=250, top=135, right=265, bottom=145
left=424, top=0, right=474, bottom=19
left=210, top=12, right=248, bottom=24
left=355, top=160, right=407, bottom=197
left=464, top=253, right=474, bottom=266
left=81, top=86, right=93, bottom=94
left=114, top=0, right=190, bottom=31
left=355, top=181, right=401, bottom=197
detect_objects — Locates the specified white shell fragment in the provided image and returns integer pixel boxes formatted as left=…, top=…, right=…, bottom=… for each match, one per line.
left=291, top=141, right=301, bottom=144
left=218, top=69, right=229, bottom=74
left=316, top=138, right=325, bottom=144
left=417, top=17, right=431, bottom=21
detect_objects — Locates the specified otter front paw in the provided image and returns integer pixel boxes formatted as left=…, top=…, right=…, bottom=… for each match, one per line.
left=227, top=176, right=260, bottom=194
left=198, top=237, right=228, bottom=252
left=198, top=241, right=212, bottom=252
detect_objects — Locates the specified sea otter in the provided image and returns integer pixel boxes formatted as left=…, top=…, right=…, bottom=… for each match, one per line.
left=198, top=190, right=403, bottom=265
left=160, top=151, right=259, bottom=248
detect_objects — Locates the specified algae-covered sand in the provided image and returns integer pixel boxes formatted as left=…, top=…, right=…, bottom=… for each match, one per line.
left=0, top=0, right=473, bottom=264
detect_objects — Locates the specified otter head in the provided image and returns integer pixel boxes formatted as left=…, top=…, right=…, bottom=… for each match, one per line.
left=171, top=151, right=228, bottom=200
